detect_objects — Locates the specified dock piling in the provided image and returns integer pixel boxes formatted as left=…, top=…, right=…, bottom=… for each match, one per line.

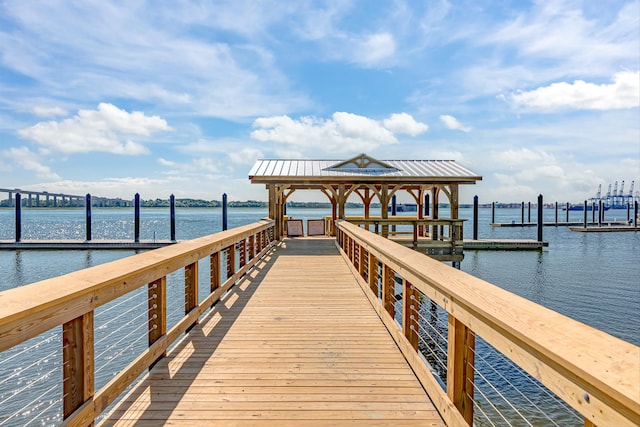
left=473, top=195, right=479, bottom=240
left=491, top=202, right=495, bottom=224
left=555, top=202, right=558, bottom=225
left=627, top=201, right=631, bottom=222
left=521, top=202, right=524, bottom=224
left=15, top=193, right=21, bottom=242
left=583, top=200, right=587, bottom=228
left=85, top=194, right=92, bottom=241
left=566, top=201, right=569, bottom=222
left=528, top=201, right=531, bottom=223
left=222, top=193, right=228, bottom=231
left=635, top=201, right=638, bottom=228
left=537, top=195, right=543, bottom=242
left=170, top=194, right=176, bottom=242
left=391, top=195, right=397, bottom=233
left=598, top=201, right=603, bottom=227
left=134, top=193, right=140, bottom=243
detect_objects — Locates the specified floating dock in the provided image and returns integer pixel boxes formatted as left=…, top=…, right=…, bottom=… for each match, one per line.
left=463, top=239, right=548, bottom=250
left=491, top=221, right=628, bottom=227
left=0, top=239, right=175, bottom=250
left=569, top=226, right=639, bottom=233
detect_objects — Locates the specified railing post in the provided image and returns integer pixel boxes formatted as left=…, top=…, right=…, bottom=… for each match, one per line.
left=227, top=244, right=236, bottom=278
left=358, top=246, right=366, bottom=279
left=185, top=262, right=198, bottom=328
left=210, top=251, right=220, bottom=294
left=368, top=253, right=379, bottom=296
left=148, top=277, right=166, bottom=366
left=239, top=239, right=247, bottom=268
left=353, top=242, right=359, bottom=270
left=350, top=236, right=355, bottom=261
left=248, top=234, right=255, bottom=260
left=382, top=265, right=395, bottom=317
left=447, top=315, right=475, bottom=425
left=402, top=280, right=418, bottom=351
left=62, top=312, right=94, bottom=422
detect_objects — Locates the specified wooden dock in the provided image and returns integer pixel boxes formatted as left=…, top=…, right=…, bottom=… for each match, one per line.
left=100, top=238, right=444, bottom=426
left=491, top=221, right=628, bottom=227
left=0, top=239, right=175, bottom=250
left=462, top=239, right=548, bottom=250
left=569, top=226, right=639, bottom=232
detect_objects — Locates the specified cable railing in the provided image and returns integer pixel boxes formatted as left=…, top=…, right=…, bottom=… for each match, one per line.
left=336, top=219, right=639, bottom=427
left=0, top=219, right=275, bottom=426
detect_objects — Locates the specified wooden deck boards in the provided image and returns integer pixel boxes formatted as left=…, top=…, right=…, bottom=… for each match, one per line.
left=100, top=237, right=444, bottom=426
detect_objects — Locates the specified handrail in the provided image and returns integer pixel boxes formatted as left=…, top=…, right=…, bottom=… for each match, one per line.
left=323, top=215, right=464, bottom=241
left=336, top=220, right=639, bottom=427
left=0, top=219, right=276, bottom=426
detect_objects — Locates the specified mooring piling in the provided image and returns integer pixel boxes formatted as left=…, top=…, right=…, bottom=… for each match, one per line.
left=537, top=195, right=543, bottom=242
left=85, top=193, right=92, bottom=241
left=222, top=193, right=228, bottom=231
left=15, top=193, right=21, bottom=243
left=170, top=194, right=176, bottom=242
left=473, top=195, right=479, bottom=240
left=134, top=193, right=140, bottom=243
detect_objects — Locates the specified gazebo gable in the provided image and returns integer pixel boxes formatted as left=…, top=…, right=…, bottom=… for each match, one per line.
left=324, top=153, right=398, bottom=174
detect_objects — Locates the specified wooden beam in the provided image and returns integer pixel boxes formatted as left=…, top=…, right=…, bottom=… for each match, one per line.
left=210, top=251, right=220, bottom=293
left=447, top=315, right=475, bottom=425
left=63, top=312, right=94, bottom=422
left=402, top=280, right=419, bottom=351
left=184, top=262, right=198, bottom=328
left=148, top=277, right=166, bottom=366
left=382, top=264, right=395, bottom=318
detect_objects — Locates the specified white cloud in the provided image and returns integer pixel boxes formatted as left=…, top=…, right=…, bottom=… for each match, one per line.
left=509, top=71, right=640, bottom=111
left=229, top=147, right=264, bottom=164
left=492, top=148, right=549, bottom=168
left=158, top=156, right=219, bottom=175
left=32, top=106, right=68, bottom=117
left=439, top=115, right=472, bottom=132
left=2, top=147, right=61, bottom=180
left=251, top=112, right=403, bottom=153
left=352, top=32, right=396, bottom=67
left=383, top=113, right=428, bottom=135
left=18, top=103, right=171, bottom=155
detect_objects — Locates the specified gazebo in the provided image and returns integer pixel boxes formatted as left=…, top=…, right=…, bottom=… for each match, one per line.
left=249, top=153, right=482, bottom=243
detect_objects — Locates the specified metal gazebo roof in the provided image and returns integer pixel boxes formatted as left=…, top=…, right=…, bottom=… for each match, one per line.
left=249, top=154, right=481, bottom=184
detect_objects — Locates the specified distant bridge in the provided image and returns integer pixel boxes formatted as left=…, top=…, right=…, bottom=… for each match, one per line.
left=0, top=188, right=133, bottom=207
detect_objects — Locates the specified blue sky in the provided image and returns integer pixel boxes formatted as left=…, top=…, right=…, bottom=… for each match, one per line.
left=0, top=0, right=638, bottom=204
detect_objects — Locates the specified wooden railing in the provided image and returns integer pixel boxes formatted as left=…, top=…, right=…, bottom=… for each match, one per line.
left=0, top=220, right=275, bottom=426
left=325, top=216, right=464, bottom=241
left=336, top=220, right=639, bottom=427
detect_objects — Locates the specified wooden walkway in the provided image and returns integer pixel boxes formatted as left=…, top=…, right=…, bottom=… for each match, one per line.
left=100, top=238, right=444, bottom=426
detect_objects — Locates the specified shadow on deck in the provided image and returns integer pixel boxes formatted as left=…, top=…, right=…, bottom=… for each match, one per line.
left=100, top=238, right=444, bottom=426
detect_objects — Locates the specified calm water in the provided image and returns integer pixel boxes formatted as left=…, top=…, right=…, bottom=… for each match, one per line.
left=0, top=206, right=638, bottom=425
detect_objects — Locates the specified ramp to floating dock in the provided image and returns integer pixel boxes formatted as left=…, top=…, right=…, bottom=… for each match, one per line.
left=100, top=238, right=444, bottom=426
